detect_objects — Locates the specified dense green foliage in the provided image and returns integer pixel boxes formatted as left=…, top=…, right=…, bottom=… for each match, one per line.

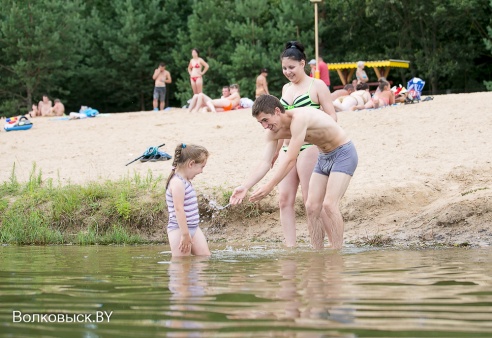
left=1, top=0, right=490, bottom=117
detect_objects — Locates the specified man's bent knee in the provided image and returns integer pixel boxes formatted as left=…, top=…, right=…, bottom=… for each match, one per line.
left=322, top=200, right=339, bottom=215
left=305, top=200, right=322, bottom=217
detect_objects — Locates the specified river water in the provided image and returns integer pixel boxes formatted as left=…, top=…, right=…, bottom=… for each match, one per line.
left=0, top=245, right=491, bottom=337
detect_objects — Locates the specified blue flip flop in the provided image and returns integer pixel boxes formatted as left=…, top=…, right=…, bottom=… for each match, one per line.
left=150, top=151, right=172, bottom=162
left=140, top=146, right=158, bottom=162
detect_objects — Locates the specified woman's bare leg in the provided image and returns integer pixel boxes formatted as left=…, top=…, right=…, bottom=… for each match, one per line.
left=196, top=77, right=204, bottom=94
left=187, top=94, right=199, bottom=113
left=190, top=78, right=198, bottom=95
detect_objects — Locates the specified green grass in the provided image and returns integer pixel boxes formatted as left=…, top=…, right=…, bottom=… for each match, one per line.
left=0, top=164, right=167, bottom=245
left=0, top=164, right=264, bottom=246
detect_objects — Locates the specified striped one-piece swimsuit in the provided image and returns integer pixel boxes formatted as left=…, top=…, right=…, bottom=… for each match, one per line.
left=166, top=174, right=200, bottom=237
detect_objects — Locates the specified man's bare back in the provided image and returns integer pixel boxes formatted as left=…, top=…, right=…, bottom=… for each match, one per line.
left=255, top=72, right=269, bottom=98
left=231, top=94, right=358, bottom=250
left=261, top=106, right=349, bottom=153
left=52, top=100, right=65, bottom=116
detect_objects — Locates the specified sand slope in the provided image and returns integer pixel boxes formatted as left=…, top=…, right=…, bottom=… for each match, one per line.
left=1, top=92, right=491, bottom=247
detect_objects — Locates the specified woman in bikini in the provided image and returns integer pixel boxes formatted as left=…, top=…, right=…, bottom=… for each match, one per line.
left=188, top=48, right=209, bottom=95
left=352, top=80, right=395, bottom=110
left=277, top=41, right=337, bottom=247
left=356, top=61, right=369, bottom=84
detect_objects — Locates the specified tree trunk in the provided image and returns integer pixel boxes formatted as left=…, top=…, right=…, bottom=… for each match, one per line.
left=140, top=91, right=145, bottom=111
left=26, top=87, right=32, bottom=110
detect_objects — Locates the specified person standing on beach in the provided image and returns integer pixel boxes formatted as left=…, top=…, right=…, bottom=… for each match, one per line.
left=153, top=63, right=172, bottom=111
left=275, top=41, right=337, bottom=247
left=308, top=59, right=317, bottom=77
left=317, top=56, right=331, bottom=91
left=188, top=48, right=209, bottom=95
left=255, top=68, right=269, bottom=98
left=230, top=95, right=357, bottom=250
left=356, top=61, right=369, bottom=84
left=166, top=143, right=211, bottom=257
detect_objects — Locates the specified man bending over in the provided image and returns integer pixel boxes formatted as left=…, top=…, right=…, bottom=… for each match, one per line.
left=229, top=94, right=358, bottom=249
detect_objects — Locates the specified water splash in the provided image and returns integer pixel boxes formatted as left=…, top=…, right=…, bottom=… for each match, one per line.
left=207, top=200, right=230, bottom=211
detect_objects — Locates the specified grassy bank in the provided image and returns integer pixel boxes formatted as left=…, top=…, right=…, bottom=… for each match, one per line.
left=0, top=164, right=258, bottom=245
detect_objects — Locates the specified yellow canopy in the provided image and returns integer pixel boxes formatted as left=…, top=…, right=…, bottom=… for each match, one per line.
left=327, top=59, right=410, bottom=85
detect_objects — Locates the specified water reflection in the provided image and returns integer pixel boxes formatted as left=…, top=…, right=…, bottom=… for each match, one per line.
left=163, top=251, right=354, bottom=336
left=165, top=257, right=210, bottom=333
left=0, top=246, right=491, bottom=337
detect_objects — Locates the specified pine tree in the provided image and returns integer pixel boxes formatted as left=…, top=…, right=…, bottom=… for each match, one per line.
left=0, top=0, right=86, bottom=116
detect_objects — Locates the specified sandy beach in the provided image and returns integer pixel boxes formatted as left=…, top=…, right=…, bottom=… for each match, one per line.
left=1, top=92, right=491, bottom=247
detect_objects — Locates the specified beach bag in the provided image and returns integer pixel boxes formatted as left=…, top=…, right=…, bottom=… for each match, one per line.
left=407, top=78, right=425, bottom=101
left=80, top=107, right=99, bottom=117
left=391, top=85, right=407, bottom=96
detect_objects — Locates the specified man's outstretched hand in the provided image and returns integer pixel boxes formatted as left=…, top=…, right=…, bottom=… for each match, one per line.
left=230, top=186, right=247, bottom=205
left=249, top=185, right=273, bottom=203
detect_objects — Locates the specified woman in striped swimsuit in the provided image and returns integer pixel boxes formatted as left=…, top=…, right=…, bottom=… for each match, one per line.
left=166, top=143, right=211, bottom=257
left=277, top=41, right=337, bottom=247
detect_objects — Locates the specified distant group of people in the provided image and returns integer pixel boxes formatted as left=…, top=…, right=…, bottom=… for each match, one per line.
left=332, top=78, right=396, bottom=112
left=28, top=94, right=65, bottom=118
left=329, top=60, right=404, bottom=112
left=153, top=46, right=337, bottom=115
left=187, top=84, right=241, bottom=113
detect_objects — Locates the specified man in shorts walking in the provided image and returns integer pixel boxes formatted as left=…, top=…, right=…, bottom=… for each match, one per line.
left=152, top=62, right=172, bottom=111
left=230, top=94, right=358, bottom=250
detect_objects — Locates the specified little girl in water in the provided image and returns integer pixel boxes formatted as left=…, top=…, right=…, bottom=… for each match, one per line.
left=166, top=143, right=211, bottom=257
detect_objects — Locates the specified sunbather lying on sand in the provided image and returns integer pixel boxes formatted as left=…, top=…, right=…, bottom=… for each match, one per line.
left=352, top=80, right=395, bottom=110
left=333, top=83, right=371, bottom=112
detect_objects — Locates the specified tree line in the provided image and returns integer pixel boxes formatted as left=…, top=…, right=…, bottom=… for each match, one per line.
left=1, top=0, right=491, bottom=117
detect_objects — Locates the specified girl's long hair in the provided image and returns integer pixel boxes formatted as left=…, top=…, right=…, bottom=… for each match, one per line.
left=165, top=143, right=209, bottom=189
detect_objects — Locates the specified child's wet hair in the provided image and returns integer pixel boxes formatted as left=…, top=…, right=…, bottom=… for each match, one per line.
left=280, top=41, right=307, bottom=62
left=166, top=143, right=209, bottom=189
